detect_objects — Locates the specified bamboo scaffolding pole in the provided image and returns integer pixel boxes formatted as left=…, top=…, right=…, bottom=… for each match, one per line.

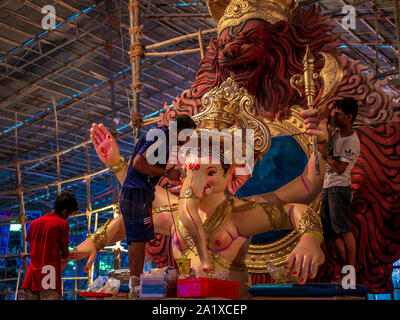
left=14, top=112, right=28, bottom=275
left=53, top=97, right=61, bottom=195
left=145, top=28, right=216, bottom=50
left=85, top=98, right=92, bottom=238
left=145, top=48, right=201, bottom=56
left=0, top=253, right=29, bottom=259
left=128, top=0, right=142, bottom=143
left=14, top=268, right=21, bottom=300
left=198, top=29, right=205, bottom=60
left=0, top=278, right=19, bottom=282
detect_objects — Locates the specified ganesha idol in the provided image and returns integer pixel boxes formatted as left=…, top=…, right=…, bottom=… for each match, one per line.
left=73, top=78, right=330, bottom=299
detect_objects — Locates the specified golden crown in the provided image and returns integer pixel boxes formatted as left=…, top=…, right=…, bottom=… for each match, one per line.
left=206, top=0, right=297, bottom=34
left=191, top=77, right=271, bottom=161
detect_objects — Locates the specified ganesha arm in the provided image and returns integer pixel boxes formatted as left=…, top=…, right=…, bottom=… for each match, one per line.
left=73, top=215, right=126, bottom=261
left=234, top=199, right=323, bottom=243
left=74, top=185, right=176, bottom=262
left=234, top=199, right=324, bottom=281
left=265, top=151, right=326, bottom=205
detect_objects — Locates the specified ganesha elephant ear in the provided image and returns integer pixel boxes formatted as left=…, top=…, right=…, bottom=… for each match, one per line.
left=227, top=163, right=252, bottom=195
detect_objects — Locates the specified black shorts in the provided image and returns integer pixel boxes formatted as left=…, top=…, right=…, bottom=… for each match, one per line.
left=321, top=186, right=353, bottom=238
left=120, top=188, right=155, bottom=244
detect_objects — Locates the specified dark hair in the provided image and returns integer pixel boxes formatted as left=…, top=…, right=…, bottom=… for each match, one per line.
left=54, top=192, right=79, bottom=216
left=175, top=114, right=197, bottom=132
left=335, top=98, right=359, bottom=123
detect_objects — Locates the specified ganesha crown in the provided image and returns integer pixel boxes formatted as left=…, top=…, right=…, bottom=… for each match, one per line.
left=192, top=77, right=271, bottom=159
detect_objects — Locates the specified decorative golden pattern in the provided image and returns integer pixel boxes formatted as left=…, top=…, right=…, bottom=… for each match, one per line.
left=192, top=77, right=271, bottom=162
left=87, top=219, right=112, bottom=251
left=211, top=251, right=249, bottom=272
left=319, top=52, right=344, bottom=100
left=206, top=0, right=298, bottom=35
left=203, top=196, right=233, bottom=242
left=175, top=196, right=234, bottom=257
left=152, top=204, right=178, bottom=215
left=231, top=198, right=257, bottom=212
left=258, top=202, right=290, bottom=230
left=297, top=207, right=323, bottom=244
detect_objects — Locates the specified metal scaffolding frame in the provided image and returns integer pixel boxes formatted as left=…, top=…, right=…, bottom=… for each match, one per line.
left=0, top=4, right=211, bottom=298
left=0, top=0, right=399, bottom=300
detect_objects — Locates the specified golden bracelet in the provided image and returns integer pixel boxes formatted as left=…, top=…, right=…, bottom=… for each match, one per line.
left=113, top=161, right=127, bottom=174
left=108, top=157, right=127, bottom=174
left=297, top=207, right=323, bottom=244
left=69, top=248, right=78, bottom=259
left=87, top=219, right=112, bottom=251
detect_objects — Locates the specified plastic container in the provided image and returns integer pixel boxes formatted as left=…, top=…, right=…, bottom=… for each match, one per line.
left=140, top=274, right=168, bottom=297
left=177, top=277, right=239, bottom=300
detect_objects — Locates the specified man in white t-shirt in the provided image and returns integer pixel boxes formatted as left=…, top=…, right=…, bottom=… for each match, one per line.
left=318, top=98, right=360, bottom=270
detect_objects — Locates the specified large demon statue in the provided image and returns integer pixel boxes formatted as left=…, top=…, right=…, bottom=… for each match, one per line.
left=148, top=1, right=400, bottom=293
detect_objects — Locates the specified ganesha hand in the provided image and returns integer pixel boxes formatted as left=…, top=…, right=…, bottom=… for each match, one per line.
left=72, top=239, right=98, bottom=273
left=90, top=123, right=121, bottom=167
left=299, top=107, right=329, bottom=144
left=285, top=233, right=325, bottom=284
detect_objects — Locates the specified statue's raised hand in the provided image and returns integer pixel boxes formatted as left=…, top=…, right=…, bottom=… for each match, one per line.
left=299, top=106, right=329, bottom=143
left=90, top=123, right=120, bottom=166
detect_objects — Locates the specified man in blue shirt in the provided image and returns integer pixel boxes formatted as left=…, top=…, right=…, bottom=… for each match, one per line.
left=90, top=114, right=196, bottom=296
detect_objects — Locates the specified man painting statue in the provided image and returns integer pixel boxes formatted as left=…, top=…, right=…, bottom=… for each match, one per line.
left=318, top=98, right=360, bottom=272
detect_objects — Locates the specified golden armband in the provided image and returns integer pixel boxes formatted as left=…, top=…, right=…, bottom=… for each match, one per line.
left=87, top=219, right=112, bottom=251
left=297, top=207, right=323, bottom=244
left=258, top=202, right=290, bottom=230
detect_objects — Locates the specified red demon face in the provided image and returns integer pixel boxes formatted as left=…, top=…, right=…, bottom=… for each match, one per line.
left=218, top=19, right=270, bottom=96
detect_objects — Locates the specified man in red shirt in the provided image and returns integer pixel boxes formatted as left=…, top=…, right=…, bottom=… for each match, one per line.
left=19, top=192, right=78, bottom=300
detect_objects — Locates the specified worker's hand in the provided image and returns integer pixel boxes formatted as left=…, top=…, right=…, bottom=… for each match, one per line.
left=167, top=168, right=182, bottom=181
left=90, top=123, right=120, bottom=167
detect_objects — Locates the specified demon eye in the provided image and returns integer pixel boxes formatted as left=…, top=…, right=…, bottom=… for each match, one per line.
left=246, top=31, right=259, bottom=41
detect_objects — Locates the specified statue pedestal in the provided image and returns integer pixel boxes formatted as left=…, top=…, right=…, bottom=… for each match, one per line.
left=250, top=283, right=368, bottom=300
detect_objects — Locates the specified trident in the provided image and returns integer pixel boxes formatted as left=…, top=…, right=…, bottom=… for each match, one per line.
left=290, top=45, right=343, bottom=176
